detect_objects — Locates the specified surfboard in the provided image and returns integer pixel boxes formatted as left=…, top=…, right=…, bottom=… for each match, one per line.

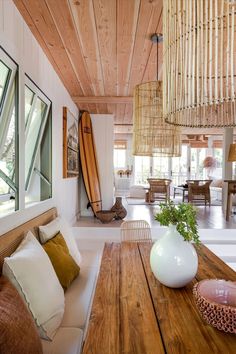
left=79, top=111, right=102, bottom=215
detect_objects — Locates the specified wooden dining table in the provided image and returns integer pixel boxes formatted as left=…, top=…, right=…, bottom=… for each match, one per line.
left=82, top=242, right=236, bottom=354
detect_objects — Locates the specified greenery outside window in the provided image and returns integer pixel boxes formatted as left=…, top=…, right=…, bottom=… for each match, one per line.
left=0, top=48, right=18, bottom=217
left=134, top=156, right=151, bottom=185
left=25, top=77, right=52, bottom=206
left=172, top=145, right=188, bottom=186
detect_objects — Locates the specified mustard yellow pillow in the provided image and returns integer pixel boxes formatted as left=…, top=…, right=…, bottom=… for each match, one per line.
left=43, top=232, right=80, bottom=290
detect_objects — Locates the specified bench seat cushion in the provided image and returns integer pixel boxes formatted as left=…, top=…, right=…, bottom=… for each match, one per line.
left=61, top=264, right=98, bottom=329
left=79, top=249, right=102, bottom=268
left=42, top=327, right=83, bottom=354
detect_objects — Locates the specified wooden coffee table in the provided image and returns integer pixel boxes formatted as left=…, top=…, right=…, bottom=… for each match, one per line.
left=82, top=242, right=236, bottom=354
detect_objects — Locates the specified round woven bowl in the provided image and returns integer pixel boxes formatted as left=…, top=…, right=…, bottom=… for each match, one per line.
left=96, top=210, right=116, bottom=224
left=193, top=279, right=236, bottom=334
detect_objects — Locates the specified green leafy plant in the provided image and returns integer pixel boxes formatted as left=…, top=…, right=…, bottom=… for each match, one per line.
left=155, top=201, right=200, bottom=244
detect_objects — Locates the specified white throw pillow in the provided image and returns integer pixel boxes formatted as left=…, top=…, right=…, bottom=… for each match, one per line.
left=3, top=232, right=65, bottom=340
left=39, top=216, right=82, bottom=266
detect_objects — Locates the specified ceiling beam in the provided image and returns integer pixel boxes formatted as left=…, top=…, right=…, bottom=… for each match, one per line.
left=72, top=96, right=133, bottom=104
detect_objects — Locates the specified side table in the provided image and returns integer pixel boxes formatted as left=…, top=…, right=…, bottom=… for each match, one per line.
left=173, top=186, right=188, bottom=202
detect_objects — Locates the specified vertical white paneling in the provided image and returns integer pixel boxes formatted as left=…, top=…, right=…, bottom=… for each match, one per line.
left=0, top=0, right=4, bottom=33
left=0, top=0, right=79, bottom=234
left=23, top=26, right=40, bottom=84
left=91, top=114, right=114, bottom=210
left=2, top=0, right=23, bottom=61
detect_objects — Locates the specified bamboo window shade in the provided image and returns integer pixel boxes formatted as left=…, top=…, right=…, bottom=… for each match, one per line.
left=163, top=0, right=236, bottom=128
left=114, top=140, right=127, bottom=150
left=132, top=80, right=181, bottom=157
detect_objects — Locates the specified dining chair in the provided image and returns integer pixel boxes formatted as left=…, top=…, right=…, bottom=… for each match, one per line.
left=120, top=220, right=152, bottom=242
left=186, top=180, right=212, bottom=206
left=147, top=178, right=172, bottom=203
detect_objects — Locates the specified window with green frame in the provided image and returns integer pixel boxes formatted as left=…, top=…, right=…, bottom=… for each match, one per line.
left=0, top=48, right=18, bottom=217
left=25, top=77, right=52, bottom=206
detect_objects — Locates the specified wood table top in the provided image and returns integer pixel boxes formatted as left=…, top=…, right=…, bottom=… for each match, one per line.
left=82, top=242, right=236, bottom=354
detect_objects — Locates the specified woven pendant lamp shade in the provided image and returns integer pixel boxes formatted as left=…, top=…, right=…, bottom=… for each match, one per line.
left=132, top=81, right=181, bottom=157
left=163, top=0, right=236, bottom=128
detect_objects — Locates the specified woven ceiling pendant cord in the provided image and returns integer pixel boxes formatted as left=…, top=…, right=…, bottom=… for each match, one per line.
left=132, top=34, right=181, bottom=157
left=163, top=0, right=236, bottom=128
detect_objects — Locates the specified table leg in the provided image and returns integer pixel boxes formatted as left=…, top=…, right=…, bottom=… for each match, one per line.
left=174, top=188, right=176, bottom=199
left=182, top=190, right=184, bottom=203
left=226, top=193, right=231, bottom=221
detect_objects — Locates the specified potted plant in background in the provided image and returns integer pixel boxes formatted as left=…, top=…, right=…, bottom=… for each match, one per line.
left=150, top=201, right=200, bottom=288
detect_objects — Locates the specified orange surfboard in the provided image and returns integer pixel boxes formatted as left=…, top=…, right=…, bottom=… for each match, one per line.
left=79, top=111, right=102, bottom=215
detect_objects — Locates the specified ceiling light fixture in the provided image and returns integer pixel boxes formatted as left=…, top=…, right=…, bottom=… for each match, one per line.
left=163, top=0, right=236, bottom=128
left=132, top=33, right=181, bottom=157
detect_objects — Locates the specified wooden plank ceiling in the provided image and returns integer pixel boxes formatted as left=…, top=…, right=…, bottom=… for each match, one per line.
left=14, top=0, right=163, bottom=127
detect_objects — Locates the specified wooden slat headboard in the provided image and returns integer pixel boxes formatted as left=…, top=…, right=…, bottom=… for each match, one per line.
left=0, top=207, right=57, bottom=273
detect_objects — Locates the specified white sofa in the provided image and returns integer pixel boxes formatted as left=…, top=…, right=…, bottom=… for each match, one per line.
left=129, top=185, right=147, bottom=198
left=42, top=243, right=102, bottom=354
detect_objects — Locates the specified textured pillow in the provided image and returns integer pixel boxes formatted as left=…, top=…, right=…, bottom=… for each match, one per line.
left=3, top=232, right=64, bottom=340
left=0, top=276, right=42, bottom=354
left=43, top=232, right=80, bottom=290
left=39, top=216, right=82, bottom=266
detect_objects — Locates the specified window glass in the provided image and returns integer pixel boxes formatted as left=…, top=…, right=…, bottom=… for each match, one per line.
left=0, top=60, right=10, bottom=105
left=25, top=85, right=34, bottom=125
left=25, top=77, right=52, bottom=207
left=134, top=156, right=151, bottom=185
left=190, top=148, right=207, bottom=179
left=172, top=145, right=188, bottom=185
left=114, top=149, right=126, bottom=169
left=152, top=156, right=169, bottom=179
left=213, top=148, right=223, bottom=178
left=0, top=50, right=18, bottom=218
left=25, top=97, right=47, bottom=186
left=0, top=179, right=15, bottom=214
left=1, top=95, right=16, bottom=180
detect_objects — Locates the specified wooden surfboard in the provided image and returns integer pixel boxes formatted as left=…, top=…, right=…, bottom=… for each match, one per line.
left=79, top=111, right=102, bottom=215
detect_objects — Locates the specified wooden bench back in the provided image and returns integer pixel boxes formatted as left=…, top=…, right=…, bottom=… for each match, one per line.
left=0, top=208, right=57, bottom=273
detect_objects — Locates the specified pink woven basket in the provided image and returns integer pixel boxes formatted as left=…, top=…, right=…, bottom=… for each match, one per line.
left=193, top=279, right=236, bottom=334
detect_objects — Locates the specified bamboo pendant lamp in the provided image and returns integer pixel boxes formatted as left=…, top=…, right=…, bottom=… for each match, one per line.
left=163, top=0, right=236, bottom=128
left=132, top=34, right=181, bottom=157
left=132, top=81, right=181, bottom=156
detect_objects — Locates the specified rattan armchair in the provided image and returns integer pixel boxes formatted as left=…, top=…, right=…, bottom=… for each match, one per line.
left=147, top=178, right=172, bottom=203
left=187, top=180, right=212, bottom=206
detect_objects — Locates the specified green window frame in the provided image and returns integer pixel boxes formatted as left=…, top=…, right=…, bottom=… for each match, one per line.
left=0, top=48, right=18, bottom=211
left=24, top=76, right=52, bottom=201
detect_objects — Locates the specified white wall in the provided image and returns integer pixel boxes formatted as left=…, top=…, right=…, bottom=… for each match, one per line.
left=0, top=0, right=79, bottom=234
left=80, top=114, right=114, bottom=216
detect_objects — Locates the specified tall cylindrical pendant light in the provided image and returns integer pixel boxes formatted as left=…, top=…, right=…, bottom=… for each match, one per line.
left=132, top=34, right=181, bottom=157
left=163, top=0, right=236, bottom=127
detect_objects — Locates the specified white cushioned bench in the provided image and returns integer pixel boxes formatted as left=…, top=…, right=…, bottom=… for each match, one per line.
left=0, top=208, right=103, bottom=354
left=42, top=246, right=102, bottom=354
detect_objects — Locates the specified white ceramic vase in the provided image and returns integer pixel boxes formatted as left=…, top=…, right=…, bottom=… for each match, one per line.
left=150, top=224, right=198, bottom=288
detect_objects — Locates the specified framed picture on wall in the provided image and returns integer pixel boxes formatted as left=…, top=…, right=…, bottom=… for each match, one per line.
left=63, top=107, right=79, bottom=178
